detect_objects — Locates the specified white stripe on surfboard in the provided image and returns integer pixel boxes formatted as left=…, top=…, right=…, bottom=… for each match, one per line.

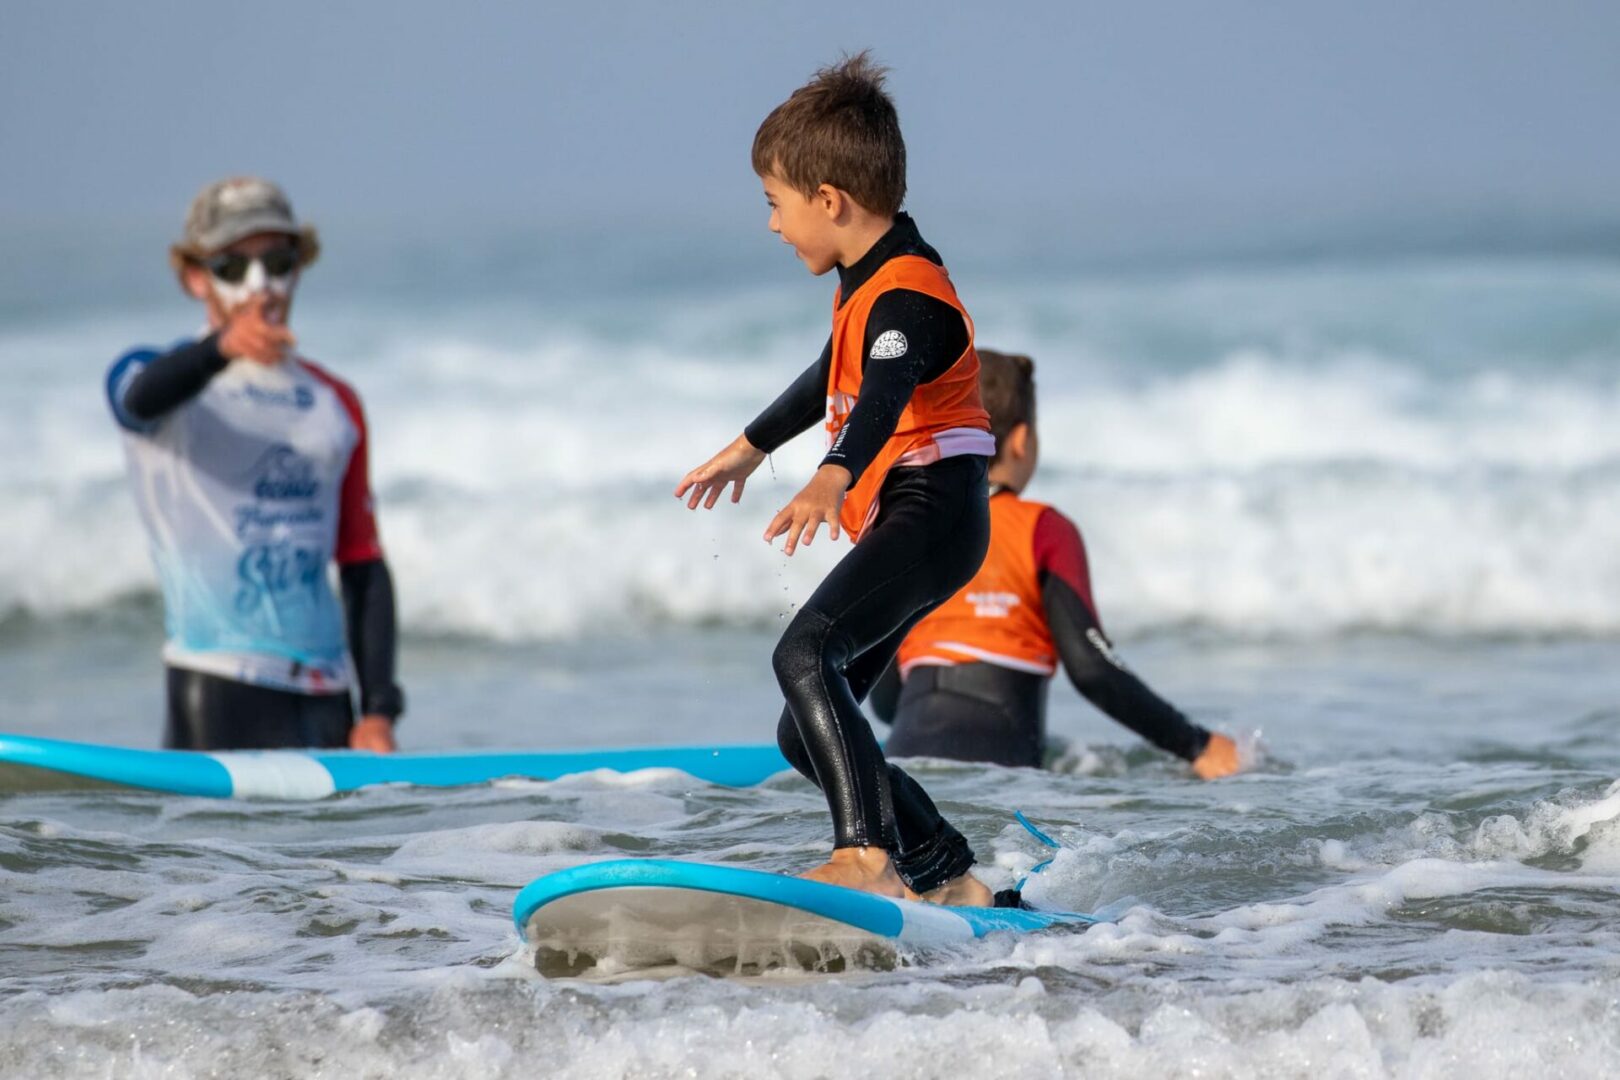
left=895, top=899, right=975, bottom=944
left=209, top=752, right=337, bottom=800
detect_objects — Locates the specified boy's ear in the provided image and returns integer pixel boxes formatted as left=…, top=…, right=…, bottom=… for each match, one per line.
left=1007, top=422, right=1031, bottom=460
left=815, top=183, right=844, bottom=221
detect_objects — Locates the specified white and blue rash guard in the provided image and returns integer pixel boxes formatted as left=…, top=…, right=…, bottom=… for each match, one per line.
left=107, top=339, right=387, bottom=696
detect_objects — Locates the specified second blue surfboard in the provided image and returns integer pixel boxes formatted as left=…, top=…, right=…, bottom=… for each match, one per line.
left=0, top=733, right=788, bottom=799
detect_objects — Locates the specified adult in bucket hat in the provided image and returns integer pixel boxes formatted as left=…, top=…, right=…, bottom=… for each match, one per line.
left=107, top=177, right=404, bottom=751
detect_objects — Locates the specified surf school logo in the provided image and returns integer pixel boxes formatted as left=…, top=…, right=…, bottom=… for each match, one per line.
left=252, top=445, right=320, bottom=501
left=234, top=541, right=326, bottom=616
left=966, top=591, right=1020, bottom=618
left=239, top=383, right=316, bottom=409
left=870, top=330, right=908, bottom=360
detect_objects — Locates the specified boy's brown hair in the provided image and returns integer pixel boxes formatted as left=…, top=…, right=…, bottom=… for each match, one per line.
left=752, top=51, right=906, bottom=217
left=977, top=349, right=1037, bottom=461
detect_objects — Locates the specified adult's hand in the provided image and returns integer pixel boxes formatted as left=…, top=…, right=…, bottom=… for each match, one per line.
left=218, top=294, right=296, bottom=365
left=349, top=714, right=397, bottom=753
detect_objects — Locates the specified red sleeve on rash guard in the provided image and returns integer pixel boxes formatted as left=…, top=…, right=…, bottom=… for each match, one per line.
left=302, top=361, right=384, bottom=565
left=1032, top=507, right=1099, bottom=627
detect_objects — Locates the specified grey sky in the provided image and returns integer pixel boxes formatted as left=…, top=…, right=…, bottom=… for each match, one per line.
left=3, top=1, right=1619, bottom=252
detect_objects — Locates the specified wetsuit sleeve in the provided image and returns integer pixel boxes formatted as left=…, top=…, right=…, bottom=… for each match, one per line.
left=866, top=657, right=902, bottom=725
left=314, top=369, right=401, bottom=720
left=744, top=337, right=831, bottom=453
left=113, top=335, right=229, bottom=425
left=822, top=289, right=969, bottom=485
left=340, top=559, right=405, bottom=720
left=1036, top=509, right=1211, bottom=761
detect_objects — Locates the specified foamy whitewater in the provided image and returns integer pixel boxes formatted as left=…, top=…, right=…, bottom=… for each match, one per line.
left=5, top=254, right=1620, bottom=639
left=3, top=232, right=1619, bottom=1077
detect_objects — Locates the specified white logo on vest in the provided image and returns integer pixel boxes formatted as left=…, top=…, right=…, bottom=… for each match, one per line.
left=869, top=330, right=909, bottom=360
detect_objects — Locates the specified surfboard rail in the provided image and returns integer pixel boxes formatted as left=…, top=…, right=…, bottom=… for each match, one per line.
left=0, top=733, right=788, bottom=799
left=514, top=857, right=1100, bottom=946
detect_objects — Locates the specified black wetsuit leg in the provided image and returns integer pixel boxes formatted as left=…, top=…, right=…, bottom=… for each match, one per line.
left=772, top=455, right=990, bottom=894
left=163, top=667, right=354, bottom=750
left=886, top=664, right=1049, bottom=768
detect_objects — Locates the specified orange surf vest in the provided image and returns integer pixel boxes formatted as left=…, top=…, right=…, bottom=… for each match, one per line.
left=826, top=255, right=992, bottom=540
left=898, top=491, right=1058, bottom=676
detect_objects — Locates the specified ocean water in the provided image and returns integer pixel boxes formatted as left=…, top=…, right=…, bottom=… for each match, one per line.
left=2, top=227, right=1619, bottom=1077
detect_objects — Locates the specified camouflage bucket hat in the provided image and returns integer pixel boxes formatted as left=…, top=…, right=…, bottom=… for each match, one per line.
left=171, top=176, right=321, bottom=268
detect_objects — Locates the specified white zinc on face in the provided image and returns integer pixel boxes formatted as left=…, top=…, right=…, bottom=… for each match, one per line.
left=210, top=259, right=293, bottom=310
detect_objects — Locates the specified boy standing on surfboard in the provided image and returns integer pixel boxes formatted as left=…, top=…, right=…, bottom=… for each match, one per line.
left=677, top=54, right=995, bottom=904
left=106, top=178, right=404, bottom=753
left=873, top=350, right=1242, bottom=777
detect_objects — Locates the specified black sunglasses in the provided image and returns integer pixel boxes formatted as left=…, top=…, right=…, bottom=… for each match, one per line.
left=203, top=245, right=301, bottom=284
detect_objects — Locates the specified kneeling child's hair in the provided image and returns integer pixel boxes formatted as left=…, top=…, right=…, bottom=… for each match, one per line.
left=977, top=349, right=1036, bottom=463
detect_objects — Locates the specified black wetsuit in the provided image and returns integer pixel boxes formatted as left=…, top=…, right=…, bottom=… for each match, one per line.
left=746, top=214, right=988, bottom=893
left=875, top=661, right=1051, bottom=767
left=119, top=337, right=404, bottom=750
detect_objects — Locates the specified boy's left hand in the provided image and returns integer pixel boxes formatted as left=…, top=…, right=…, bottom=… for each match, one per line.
left=765, top=464, right=851, bottom=555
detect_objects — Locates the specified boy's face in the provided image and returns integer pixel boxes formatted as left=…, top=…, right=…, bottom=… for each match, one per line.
left=761, top=172, right=841, bottom=276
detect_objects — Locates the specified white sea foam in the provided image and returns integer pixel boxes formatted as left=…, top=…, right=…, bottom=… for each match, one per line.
left=4, top=258, right=1618, bottom=640
left=1, top=969, right=1617, bottom=1078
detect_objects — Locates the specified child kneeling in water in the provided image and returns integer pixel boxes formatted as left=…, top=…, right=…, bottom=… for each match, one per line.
left=875, top=350, right=1240, bottom=778
left=676, top=53, right=994, bottom=904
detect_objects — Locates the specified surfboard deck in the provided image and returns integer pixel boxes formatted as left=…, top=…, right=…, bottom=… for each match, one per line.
left=515, top=858, right=1099, bottom=976
left=0, top=733, right=787, bottom=800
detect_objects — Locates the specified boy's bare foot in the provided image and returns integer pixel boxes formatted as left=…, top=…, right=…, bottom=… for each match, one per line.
left=1191, top=732, right=1241, bottom=779
left=919, top=872, right=994, bottom=908
left=799, top=846, right=907, bottom=898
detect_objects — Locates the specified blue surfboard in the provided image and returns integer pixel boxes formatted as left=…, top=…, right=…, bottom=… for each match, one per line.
left=514, top=858, right=1099, bottom=975
left=0, top=733, right=788, bottom=800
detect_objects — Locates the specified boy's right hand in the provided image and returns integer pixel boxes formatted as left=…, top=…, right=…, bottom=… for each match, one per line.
left=675, top=434, right=767, bottom=509
left=218, top=294, right=296, bottom=365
